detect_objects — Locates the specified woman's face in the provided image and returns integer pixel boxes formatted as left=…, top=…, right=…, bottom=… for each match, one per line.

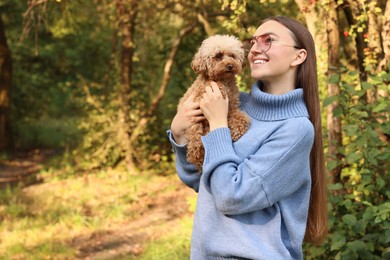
left=248, top=20, right=301, bottom=84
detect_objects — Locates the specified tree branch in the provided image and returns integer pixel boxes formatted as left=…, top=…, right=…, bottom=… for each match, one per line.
left=130, top=22, right=197, bottom=144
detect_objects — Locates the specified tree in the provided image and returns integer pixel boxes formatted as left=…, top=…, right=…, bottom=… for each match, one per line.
left=0, top=14, right=13, bottom=152
left=129, top=22, right=197, bottom=145
left=325, top=0, right=343, bottom=182
left=115, top=0, right=139, bottom=169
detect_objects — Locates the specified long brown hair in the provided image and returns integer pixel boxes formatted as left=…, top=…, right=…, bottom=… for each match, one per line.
left=260, top=16, right=328, bottom=244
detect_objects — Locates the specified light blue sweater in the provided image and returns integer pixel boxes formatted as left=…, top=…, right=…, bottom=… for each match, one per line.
left=168, top=82, right=314, bottom=260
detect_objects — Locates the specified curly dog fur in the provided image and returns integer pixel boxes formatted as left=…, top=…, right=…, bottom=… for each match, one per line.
left=178, top=34, right=250, bottom=171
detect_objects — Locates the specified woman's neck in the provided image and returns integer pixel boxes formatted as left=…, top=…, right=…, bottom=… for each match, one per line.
left=262, top=84, right=294, bottom=95
left=260, top=72, right=296, bottom=95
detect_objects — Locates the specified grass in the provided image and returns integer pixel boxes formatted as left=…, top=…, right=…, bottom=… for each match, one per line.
left=138, top=216, right=193, bottom=260
left=0, top=164, right=195, bottom=259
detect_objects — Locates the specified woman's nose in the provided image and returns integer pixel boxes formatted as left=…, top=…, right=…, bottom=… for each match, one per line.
left=250, top=44, right=263, bottom=54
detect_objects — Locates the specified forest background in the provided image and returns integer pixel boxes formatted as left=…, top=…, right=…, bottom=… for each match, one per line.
left=0, top=0, right=389, bottom=259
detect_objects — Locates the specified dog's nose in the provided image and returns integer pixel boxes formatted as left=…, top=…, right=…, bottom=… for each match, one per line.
left=227, top=64, right=234, bottom=70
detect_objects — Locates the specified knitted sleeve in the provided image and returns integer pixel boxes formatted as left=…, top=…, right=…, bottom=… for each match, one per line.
left=167, top=130, right=201, bottom=192
left=200, top=120, right=314, bottom=215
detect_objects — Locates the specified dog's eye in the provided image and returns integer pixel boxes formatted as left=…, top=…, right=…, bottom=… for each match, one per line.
left=215, top=52, right=223, bottom=59
left=229, top=54, right=235, bottom=59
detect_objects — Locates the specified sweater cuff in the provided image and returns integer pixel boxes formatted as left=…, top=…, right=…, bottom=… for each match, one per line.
left=201, top=127, right=235, bottom=165
left=166, top=130, right=189, bottom=165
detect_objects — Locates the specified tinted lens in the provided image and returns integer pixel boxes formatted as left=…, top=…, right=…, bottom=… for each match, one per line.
left=258, top=34, right=271, bottom=52
left=242, top=34, right=272, bottom=52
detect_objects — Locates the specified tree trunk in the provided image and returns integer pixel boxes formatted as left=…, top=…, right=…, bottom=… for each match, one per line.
left=375, top=0, right=389, bottom=142
left=294, top=0, right=325, bottom=70
left=294, top=0, right=318, bottom=42
left=0, top=15, right=13, bottom=152
left=378, top=0, right=390, bottom=73
left=365, top=0, right=384, bottom=103
left=326, top=1, right=343, bottom=183
left=343, top=0, right=367, bottom=81
left=116, top=0, right=138, bottom=170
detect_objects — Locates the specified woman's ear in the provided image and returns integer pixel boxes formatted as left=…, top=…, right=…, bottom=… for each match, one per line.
left=291, top=49, right=307, bottom=67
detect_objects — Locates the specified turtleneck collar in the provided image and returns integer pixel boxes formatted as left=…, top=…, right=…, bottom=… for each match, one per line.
left=243, top=81, right=309, bottom=121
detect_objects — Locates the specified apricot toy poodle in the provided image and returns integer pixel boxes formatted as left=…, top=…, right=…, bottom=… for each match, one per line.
left=178, top=34, right=250, bottom=172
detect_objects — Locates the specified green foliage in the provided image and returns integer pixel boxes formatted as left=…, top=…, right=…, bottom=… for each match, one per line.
left=3, top=1, right=113, bottom=151
left=75, top=88, right=126, bottom=169
left=305, top=67, right=390, bottom=259
left=13, top=117, right=81, bottom=149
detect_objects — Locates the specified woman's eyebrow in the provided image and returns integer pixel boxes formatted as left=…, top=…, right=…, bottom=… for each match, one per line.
left=252, top=32, right=280, bottom=38
left=261, top=32, right=280, bottom=38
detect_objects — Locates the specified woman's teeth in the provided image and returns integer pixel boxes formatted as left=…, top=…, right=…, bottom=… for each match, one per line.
left=254, top=59, right=267, bottom=64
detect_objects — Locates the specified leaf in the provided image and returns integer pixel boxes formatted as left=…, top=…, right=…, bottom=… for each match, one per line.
left=347, top=240, right=366, bottom=252
left=323, top=96, right=338, bottom=107
left=376, top=177, right=385, bottom=189
left=378, top=202, right=390, bottom=213
left=363, top=207, right=375, bottom=221
left=361, top=82, right=372, bottom=90
left=355, top=90, right=366, bottom=97
left=331, top=233, right=346, bottom=251
left=328, top=182, right=343, bottom=190
left=343, top=124, right=359, bottom=136
left=328, top=74, right=340, bottom=84
left=342, top=214, right=357, bottom=226
left=385, top=230, right=390, bottom=243
left=369, top=75, right=384, bottom=84
left=374, top=216, right=383, bottom=224
left=352, top=220, right=366, bottom=234
left=327, top=160, right=339, bottom=172
left=333, top=106, right=343, bottom=117
left=373, top=102, right=388, bottom=113
left=343, top=199, right=353, bottom=210
left=346, top=152, right=361, bottom=164
left=359, top=111, right=368, bottom=118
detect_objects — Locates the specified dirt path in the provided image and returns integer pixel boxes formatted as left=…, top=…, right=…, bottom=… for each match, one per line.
left=0, top=149, right=54, bottom=188
left=72, top=184, right=193, bottom=259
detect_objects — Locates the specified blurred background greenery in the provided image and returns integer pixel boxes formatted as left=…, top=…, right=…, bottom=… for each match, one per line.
left=0, top=0, right=388, bottom=259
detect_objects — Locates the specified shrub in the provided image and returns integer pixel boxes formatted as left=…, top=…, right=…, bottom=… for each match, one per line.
left=305, top=67, right=390, bottom=259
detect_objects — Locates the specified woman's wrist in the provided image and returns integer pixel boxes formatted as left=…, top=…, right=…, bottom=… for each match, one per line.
left=171, top=130, right=187, bottom=145
left=209, top=120, right=228, bottom=132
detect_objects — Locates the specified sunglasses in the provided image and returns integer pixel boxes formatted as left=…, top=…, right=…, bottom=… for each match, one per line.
left=242, top=34, right=300, bottom=53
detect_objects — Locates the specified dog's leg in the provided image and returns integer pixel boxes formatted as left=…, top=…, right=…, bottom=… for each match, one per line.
left=186, top=122, right=206, bottom=171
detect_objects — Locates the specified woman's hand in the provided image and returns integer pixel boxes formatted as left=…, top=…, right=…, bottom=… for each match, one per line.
left=200, top=82, right=229, bottom=132
left=171, top=93, right=205, bottom=145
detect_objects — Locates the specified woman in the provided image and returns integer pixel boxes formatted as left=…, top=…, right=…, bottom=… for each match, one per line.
left=168, top=16, right=328, bottom=260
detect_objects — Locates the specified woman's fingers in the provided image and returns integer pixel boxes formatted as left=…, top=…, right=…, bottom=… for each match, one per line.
left=210, top=82, right=221, bottom=95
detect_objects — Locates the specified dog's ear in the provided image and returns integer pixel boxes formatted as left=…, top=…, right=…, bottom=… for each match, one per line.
left=239, top=47, right=246, bottom=69
left=191, top=51, right=207, bottom=74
